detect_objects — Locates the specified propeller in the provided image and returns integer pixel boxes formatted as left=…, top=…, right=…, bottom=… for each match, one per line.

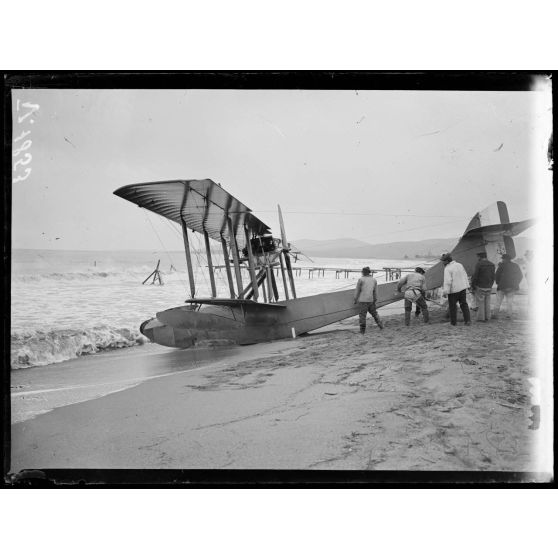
left=277, top=204, right=289, bottom=251
left=277, top=205, right=312, bottom=263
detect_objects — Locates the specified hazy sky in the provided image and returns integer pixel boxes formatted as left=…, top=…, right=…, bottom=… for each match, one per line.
left=11, top=87, right=549, bottom=251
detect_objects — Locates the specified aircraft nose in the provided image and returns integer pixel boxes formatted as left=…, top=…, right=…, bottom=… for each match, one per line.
left=139, top=318, right=154, bottom=340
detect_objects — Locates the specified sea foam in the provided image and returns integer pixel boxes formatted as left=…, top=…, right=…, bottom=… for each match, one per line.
left=11, top=326, right=148, bottom=369
left=12, top=269, right=153, bottom=283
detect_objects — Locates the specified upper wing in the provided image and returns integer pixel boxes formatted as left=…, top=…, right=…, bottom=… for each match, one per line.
left=114, top=179, right=271, bottom=249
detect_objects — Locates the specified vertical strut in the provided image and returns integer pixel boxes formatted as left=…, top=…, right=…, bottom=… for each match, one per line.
left=220, top=236, right=236, bottom=298
left=284, top=252, right=297, bottom=298
left=260, top=271, right=268, bottom=303
left=180, top=220, right=196, bottom=299
left=203, top=231, right=217, bottom=298
left=266, top=264, right=274, bottom=301
left=243, top=226, right=259, bottom=301
left=269, top=266, right=279, bottom=301
left=279, top=251, right=290, bottom=300
left=227, top=217, right=244, bottom=298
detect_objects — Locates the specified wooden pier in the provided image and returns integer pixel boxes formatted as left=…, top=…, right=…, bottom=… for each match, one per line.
left=292, top=267, right=326, bottom=278
left=208, top=264, right=424, bottom=281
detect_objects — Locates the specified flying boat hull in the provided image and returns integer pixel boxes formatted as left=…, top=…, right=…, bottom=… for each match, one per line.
left=140, top=285, right=405, bottom=348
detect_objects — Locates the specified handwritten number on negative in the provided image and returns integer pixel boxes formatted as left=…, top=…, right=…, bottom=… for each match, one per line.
left=14, top=168, right=31, bottom=183
left=14, top=153, right=32, bottom=170
left=13, top=139, right=32, bottom=157
left=17, top=101, right=40, bottom=124
left=14, top=130, right=31, bottom=143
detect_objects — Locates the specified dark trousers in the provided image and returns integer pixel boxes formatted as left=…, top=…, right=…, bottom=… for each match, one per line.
left=404, top=296, right=428, bottom=313
left=404, top=295, right=429, bottom=323
left=448, top=289, right=471, bottom=325
left=358, top=302, right=382, bottom=331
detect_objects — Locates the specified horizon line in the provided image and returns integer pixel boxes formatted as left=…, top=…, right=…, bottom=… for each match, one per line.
left=12, top=233, right=534, bottom=253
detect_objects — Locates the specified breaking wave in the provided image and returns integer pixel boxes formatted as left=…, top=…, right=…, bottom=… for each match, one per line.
left=11, top=326, right=148, bottom=369
left=12, top=269, right=156, bottom=283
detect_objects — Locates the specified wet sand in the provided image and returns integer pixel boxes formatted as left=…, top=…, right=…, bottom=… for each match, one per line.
left=10, top=343, right=243, bottom=423
left=10, top=298, right=541, bottom=472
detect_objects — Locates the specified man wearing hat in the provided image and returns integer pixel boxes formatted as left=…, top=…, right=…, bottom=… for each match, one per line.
left=471, top=252, right=496, bottom=322
left=493, top=253, right=523, bottom=319
left=396, top=267, right=429, bottom=325
left=353, top=266, right=384, bottom=333
left=440, top=253, right=471, bottom=326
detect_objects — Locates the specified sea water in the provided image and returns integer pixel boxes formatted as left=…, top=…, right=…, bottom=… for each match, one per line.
left=11, top=249, right=426, bottom=369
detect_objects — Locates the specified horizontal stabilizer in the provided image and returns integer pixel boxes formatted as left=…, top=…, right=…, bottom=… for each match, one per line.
left=461, top=218, right=535, bottom=239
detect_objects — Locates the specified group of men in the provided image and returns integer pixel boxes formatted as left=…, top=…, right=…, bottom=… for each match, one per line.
left=353, top=251, right=525, bottom=333
left=442, top=251, right=524, bottom=326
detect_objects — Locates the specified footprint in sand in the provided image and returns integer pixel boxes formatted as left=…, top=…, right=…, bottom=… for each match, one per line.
left=462, top=358, right=478, bottom=366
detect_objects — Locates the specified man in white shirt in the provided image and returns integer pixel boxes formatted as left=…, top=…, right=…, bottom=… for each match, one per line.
left=441, top=253, right=471, bottom=326
left=353, top=266, right=384, bottom=333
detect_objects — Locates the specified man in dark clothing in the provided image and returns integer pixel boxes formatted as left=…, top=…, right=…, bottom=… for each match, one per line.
left=493, top=253, right=523, bottom=320
left=471, top=252, right=496, bottom=321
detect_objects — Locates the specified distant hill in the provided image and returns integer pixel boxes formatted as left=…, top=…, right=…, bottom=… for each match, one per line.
left=292, top=238, right=377, bottom=257
left=292, top=236, right=534, bottom=260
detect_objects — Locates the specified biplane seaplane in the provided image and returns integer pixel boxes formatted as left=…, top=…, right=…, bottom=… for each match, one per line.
left=114, top=179, right=534, bottom=349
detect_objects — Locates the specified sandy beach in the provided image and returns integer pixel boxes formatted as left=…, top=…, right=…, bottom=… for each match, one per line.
left=9, top=294, right=544, bottom=474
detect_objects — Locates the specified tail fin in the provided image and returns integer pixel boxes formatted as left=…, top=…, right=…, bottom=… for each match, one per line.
left=455, top=201, right=534, bottom=273
left=425, top=201, right=534, bottom=289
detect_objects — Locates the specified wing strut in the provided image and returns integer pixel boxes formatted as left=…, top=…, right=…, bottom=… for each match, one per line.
left=244, top=225, right=259, bottom=301
left=180, top=187, right=197, bottom=298
left=278, top=204, right=297, bottom=299
left=227, top=216, right=244, bottom=298
left=220, top=235, right=236, bottom=298
left=279, top=251, right=290, bottom=300
left=203, top=231, right=217, bottom=298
